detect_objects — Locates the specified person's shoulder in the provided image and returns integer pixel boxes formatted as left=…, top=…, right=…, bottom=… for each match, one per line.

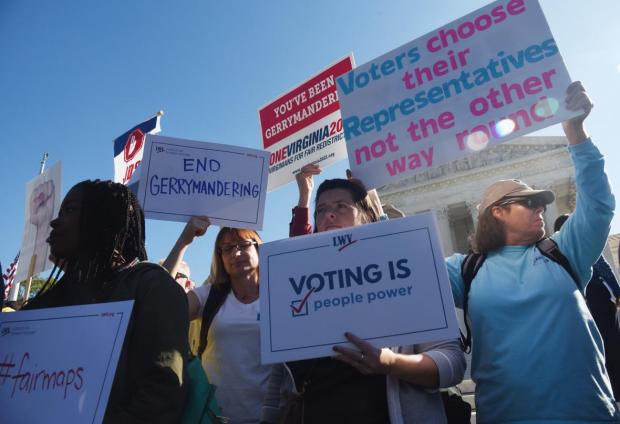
left=121, top=262, right=185, bottom=300
left=191, top=283, right=211, bottom=298
left=446, top=252, right=467, bottom=268
left=120, top=262, right=169, bottom=283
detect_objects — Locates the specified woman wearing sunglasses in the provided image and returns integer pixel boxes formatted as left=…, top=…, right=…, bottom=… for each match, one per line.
left=445, top=82, right=620, bottom=423
left=164, top=217, right=268, bottom=424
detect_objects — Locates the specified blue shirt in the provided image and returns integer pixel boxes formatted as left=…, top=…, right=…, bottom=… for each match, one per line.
left=447, top=139, right=619, bottom=423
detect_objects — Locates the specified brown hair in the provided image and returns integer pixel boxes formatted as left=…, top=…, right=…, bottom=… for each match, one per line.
left=313, top=178, right=379, bottom=232
left=211, top=227, right=262, bottom=286
left=471, top=207, right=506, bottom=254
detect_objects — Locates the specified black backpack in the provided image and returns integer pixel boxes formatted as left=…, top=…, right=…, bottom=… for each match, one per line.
left=197, top=283, right=231, bottom=357
left=182, top=283, right=231, bottom=424
left=459, top=237, right=580, bottom=353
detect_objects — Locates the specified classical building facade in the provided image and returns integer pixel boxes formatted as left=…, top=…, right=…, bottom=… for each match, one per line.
left=378, top=135, right=577, bottom=255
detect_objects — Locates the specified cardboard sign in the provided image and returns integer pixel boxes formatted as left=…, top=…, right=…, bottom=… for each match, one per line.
left=337, top=0, right=579, bottom=189
left=0, top=301, right=133, bottom=423
left=259, top=56, right=354, bottom=191
left=113, top=113, right=162, bottom=186
left=259, top=213, right=459, bottom=363
left=137, top=135, right=269, bottom=230
left=14, top=162, right=62, bottom=285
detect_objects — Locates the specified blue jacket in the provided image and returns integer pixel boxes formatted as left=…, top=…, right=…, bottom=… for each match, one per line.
left=447, top=139, right=619, bottom=423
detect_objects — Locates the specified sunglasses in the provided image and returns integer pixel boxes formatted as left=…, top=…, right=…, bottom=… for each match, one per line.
left=219, top=240, right=257, bottom=255
left=175, top=272, right=189, bottom=280
left=495, top=197, right=547, bottom=211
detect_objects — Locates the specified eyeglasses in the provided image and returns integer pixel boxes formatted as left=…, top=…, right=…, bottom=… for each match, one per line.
left=219, top=240, right=257, bottom=255
left=175, top=272, right=189, bottom=280
left=315, top=201, right=357, bottom=220
left=495, top=197, right=547, bottom=212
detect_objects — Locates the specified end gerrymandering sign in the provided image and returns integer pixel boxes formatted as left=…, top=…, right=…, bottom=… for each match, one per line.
left=0, top=301, right=133, bottom=424
left=259, top=213, right=459, bottom=363
left=137, top=135, right=269, bottom=230
left=337, top=0, right=580, bottom=189
left=259, top=56, right=354, bottom=192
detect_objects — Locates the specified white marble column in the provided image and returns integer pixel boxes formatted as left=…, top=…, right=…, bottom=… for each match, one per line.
left=544, top=198, right=560, bottom=234
left=466, top=201, right=479, bottom=230
left=540, top=183, right=560, bottom=233
left=435, top=207, right=454, bottom=256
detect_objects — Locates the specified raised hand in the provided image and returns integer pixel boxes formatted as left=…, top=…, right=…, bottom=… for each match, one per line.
left=179, top=216, right=211, bottom=246
left=296, top=163, right=321, bottom=208
left=562, top=81, right=593, bottom=145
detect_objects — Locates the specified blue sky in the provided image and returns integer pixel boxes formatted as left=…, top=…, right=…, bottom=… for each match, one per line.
left=1, top=0, right=619, bottom=282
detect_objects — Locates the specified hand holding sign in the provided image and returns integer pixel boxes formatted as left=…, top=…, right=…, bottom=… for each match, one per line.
left=162, top=215, right=211, bottom=285
left=333, top=332, right=396, bottom=375
left=296, top=163, right=322, bottom=208
left=562, top=81, right=593, bottom=145
left=180, top=216, right=211, bottom=245
left=334, top=332, right=443, bottom=387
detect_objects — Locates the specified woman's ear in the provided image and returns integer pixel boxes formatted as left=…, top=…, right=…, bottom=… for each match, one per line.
left=491, top=206, right=505, bottom=221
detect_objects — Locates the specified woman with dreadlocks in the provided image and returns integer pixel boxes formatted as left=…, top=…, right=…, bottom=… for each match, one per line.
left=23, top=180, right=189, bottom=423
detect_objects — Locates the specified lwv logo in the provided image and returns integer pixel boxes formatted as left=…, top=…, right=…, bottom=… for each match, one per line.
left=332, top=233, right=357, bottom=251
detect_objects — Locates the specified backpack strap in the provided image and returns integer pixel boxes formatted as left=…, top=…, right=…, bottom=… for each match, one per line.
left=458, top=238, right=579, bottom=353
left=459, top=252, right=486, bottom=353
left=535, top=237, right=580, bottom=290
left=197, top=283, right=231, bottom=358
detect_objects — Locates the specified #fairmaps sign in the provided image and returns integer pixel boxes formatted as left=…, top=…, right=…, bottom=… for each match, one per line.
left=259, top=213, right=459, bottom=363
left=0, top=301, right=133, bottom=424
left=337, top=0, right=580, bottom=189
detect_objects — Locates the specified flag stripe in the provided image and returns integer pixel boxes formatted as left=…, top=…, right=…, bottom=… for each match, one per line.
left=3, top=251, right=20, bottom=296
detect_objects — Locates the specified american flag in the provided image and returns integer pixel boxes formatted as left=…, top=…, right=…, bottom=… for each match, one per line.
left=2, top=252, right=20, bottom=298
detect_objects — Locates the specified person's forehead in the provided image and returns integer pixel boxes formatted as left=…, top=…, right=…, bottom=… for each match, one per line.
left=317, top=188, right=354, bottom=205
left=220, top=232, right=251, bottom=245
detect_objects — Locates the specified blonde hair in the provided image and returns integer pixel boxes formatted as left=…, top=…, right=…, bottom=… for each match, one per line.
left=210, top=227, right=262, bottom=286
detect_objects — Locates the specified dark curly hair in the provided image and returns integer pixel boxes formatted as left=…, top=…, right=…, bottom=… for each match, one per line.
left=32, top=180, right=147, bottom=302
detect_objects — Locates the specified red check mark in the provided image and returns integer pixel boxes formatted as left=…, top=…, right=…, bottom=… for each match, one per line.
left=290, top=287, right=316, bottom=314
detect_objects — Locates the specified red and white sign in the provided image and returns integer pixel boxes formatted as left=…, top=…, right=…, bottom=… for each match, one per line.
left=113, top=113, right=162, bottom=185
left=259, top=56, right=354, bottom=191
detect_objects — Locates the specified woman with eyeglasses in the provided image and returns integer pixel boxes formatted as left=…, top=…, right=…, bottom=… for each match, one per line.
left=261, top=171, right=466, bottom=424
left=163, top=217, right=268, bottom=424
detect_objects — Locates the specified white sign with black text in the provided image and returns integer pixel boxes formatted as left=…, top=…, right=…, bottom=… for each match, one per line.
left=137, top=135, right=269, bottom=230
left=259, top=213, right=459, bottom=363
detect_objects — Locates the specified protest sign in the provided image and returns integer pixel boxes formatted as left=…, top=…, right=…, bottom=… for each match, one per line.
left=113, top=112, right=162, bottom=186
left=259, top=56, right=354, bottom=191
left=0, top=301, right=133, bottom=424
left=137, top=135, right=269, bottom=230
left=259, top=213, right=458, bottom=363
left=14, top=162, right=61, bottom=285
left=337, top=0, right=580, bottom=189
